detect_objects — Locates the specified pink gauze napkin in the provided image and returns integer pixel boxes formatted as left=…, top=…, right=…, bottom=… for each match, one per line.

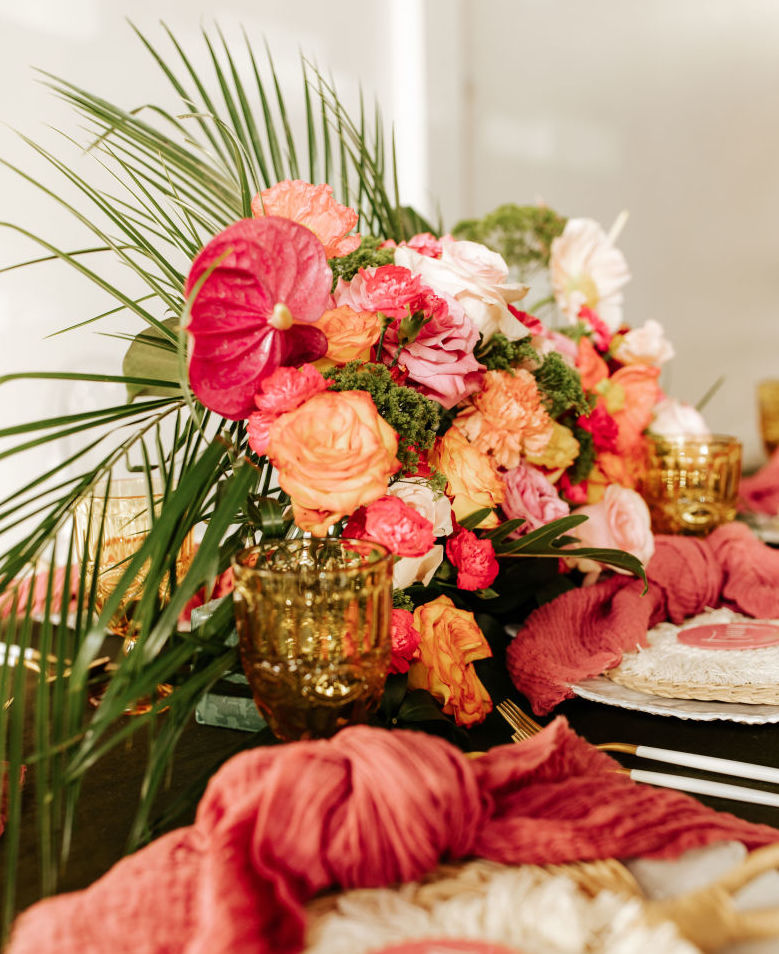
left=740, top=448, right=779, bottom=515
left=7, top=720, right=779, bottom=954
left=507, top=521, right=779, bottom=713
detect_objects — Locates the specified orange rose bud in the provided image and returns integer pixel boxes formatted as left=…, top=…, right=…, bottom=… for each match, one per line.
left=268, top=390, right=400, bottom=534
left=430, top=425, right=503, bottom=528
left=407, top=595, right=493, bottom=727
left=313, top=306, right=382, bottom=367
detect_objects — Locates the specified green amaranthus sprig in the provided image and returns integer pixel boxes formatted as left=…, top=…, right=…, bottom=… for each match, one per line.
left=451, top=203, right=567, bottom=274
left=476, top=332, right=539, bottom=371
left=328, top=235, right=395, bottom=288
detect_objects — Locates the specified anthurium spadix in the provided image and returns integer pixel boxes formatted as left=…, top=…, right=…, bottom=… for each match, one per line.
left=184, top=216, right=331, bottom=419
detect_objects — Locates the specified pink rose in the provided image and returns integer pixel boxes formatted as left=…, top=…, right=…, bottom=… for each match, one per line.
left=333, top=264, right=427, bottom=320
left=502, top=463, right=570, bottom=534
left=344, top=495, right=435, bottom=557
left=445, top=528, right=499, bottom=591
left=380, top=290, right=485, bottom=409
left=389, top=608, right=422, bottom=674
left=568, top=484, right=655, bottom=579
left=247, top=364, right=329, bottom=455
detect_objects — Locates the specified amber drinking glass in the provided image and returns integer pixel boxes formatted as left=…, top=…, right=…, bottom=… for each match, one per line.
left=639, top=434, right=742, bottom=536
left=757, top=380, right=779, bottom=457
left=231, top=538, right=393, bottom=741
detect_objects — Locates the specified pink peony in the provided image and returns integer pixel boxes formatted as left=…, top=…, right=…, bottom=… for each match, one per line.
left=389, top=608, right=422, bottom=674
left=185, top=217, right=331, bottom=419
left=502, top=463, right=571, bottom=534
left=333, top=264, right=428, bottom=320
left=344, top=495, right=436, bottom=558
left=445, top=528, right=499, bottom=591
left=380, top=289, right=485, bottom=409
left=567, top=484, right=655, bottom=579
left=247, top=364, right=329, bottom=455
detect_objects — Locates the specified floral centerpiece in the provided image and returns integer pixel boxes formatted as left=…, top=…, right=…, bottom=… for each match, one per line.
left=0, top=25, right=700, bottom=924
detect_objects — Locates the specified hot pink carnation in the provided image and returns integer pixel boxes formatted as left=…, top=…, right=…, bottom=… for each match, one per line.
left=381, top=290, right=484, bottom=409
left=389, top=608, right=422, bottom=674
left=502, top=463, right=571, bottom=534
left=445, top=528, right=499, bottom=591
left=247, top=364, right=329, bottom=455
left=333, top=265, right=428, bottom=320
left=344, top=495, right=436, bottom=558
left=576, top=405, right=619, bottom=454
left=578, top=305, right=613, bottom=352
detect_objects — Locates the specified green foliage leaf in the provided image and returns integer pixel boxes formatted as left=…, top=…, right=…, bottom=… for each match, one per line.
left=122, top=317, right=184, bottom=400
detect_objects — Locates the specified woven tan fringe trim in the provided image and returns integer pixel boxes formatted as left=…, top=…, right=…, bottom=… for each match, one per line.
left=607, top=669, right=779, bottom=705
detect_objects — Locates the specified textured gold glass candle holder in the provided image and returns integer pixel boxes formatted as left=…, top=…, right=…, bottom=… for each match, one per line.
left=757, top=380, right=779, bottom=457
left=231, top=538, right=393, bottom=741
left=639, top=434, right=742, bottom=536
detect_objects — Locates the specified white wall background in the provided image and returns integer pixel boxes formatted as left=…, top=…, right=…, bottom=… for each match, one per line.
left=1, top=0, right=778, bottom=543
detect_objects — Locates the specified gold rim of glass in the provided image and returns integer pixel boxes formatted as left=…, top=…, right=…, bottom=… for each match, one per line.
left=232, top=538, right=393, bottom=578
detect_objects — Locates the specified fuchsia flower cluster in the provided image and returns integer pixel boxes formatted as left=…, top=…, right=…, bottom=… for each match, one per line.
left=183, top=179, right=694, bottom=726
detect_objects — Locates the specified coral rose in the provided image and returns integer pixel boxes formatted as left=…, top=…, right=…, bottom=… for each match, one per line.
left=247, top=363, right=329, bottom=455
left=407, top=595, right=493, bottom=726
left=389, top=608, right=422, bottom=674
left=445, top=528, right=499, bottom=591
left=606, top=365, right=661, bottom=454
left=251, top=179, right=360, bottom=257
left=502, top=463, right=571, bottom=534
left=313, top=305, right=382, bottom=367
left=430, top=425, right=504, bottom=527
left=455, top=369, right=553, bottom=470
left=343, top=496, right=435, bottom=558
left=267, top=390, right=400, bottom=534
left=567, top=484, right=655, bottom=580
left=576, top=335, right=609, bottom=391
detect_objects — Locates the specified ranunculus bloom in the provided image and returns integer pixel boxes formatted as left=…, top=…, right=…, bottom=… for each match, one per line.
left=455, top=369, right=554, bottom=470
left=613, top=319, right=674, bottom=366
left=343, top=496, right=435, bottom=558
left=380, top=289, right=485, bottom=409
left=251, top=179, right=360, bottom=257
left=525, top=421, right=580, bottom=477
left=267, top=390, right=400, bottom=534
left=567, top=484, right=655, bottom=580
left=502, top=463, right=571, bottom=534
left=389, top=608, right=422, bottom=674
left=387, top=478, right=453, bottom=537
left=393, top=545, right=444, bottom=590
left=333, top=264, right=427, bottom=320
left=395, top=238, right=529, bottom=341
left=651, top=397, right=710, bottom=437
left=313, top=305, right=382, bottom=367
left=407, top=595, right=493, bottom=726
left=430, top=425, right=504, bottom=527
left=445, top=528, right=499, bottom=591
left=606, top=365, right=661, bottom=454
left=576, top=336, right=609, bottom=392
left=185, top=217, right=331, bottom=419
left=550, top=217, right=631, bottom=332
left=247, top=363, right=329, bottom=455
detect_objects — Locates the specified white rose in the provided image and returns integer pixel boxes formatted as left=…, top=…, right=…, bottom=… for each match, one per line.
left=613, top=320, right=675, bottom=366
left=393, top=544, right=444, bottom=590
left=650, top=397, right=710, bottom=437
left=394, top=239, right=529, bottom=342
left=387, top=478, right=453, bottom=537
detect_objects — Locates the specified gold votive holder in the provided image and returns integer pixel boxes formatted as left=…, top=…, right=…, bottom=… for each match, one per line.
left=757, top=380, right=779, bottom=457
left=231, top=538, right=393, bottom=741
left=639, top=434, right=742, bottom=536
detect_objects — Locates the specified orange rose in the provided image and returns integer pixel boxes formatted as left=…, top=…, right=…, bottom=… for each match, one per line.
left=267, top=390, right=400, bottom=534
left=455, top=369, right=553, bottom=469
left=407, top=595, right=493, bottom=727
left=313, top=305, right=382, bottom=367
left=430, top=425, right=503, bottom=527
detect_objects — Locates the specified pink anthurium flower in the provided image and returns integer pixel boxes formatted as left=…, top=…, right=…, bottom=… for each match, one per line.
left=184, top=216, right=332, bottom=419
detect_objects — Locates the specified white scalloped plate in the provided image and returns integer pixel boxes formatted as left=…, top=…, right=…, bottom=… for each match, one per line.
left=570, top=676, right=779, bottom=724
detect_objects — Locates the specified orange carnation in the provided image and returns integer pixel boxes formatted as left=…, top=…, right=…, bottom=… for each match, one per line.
left=430, top=425, right=503, bottom=527
left=407, top=595, right=493, bottom=727
left=576, top=335, right=609, bottom=391
left=251, top=179, right=360, bottom=258
left=267, top=390, right=400, bottom=534
left=313, top=305, right=382, bottom=367
left=455, top=369, right=553, bottom=469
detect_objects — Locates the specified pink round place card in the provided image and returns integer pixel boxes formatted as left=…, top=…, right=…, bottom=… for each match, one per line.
left=678, top=621, right=779, bottom=650
left=372, top=941, right=523, bottom=954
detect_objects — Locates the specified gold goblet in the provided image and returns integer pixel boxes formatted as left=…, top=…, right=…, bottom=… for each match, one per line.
left=75, top=476, right=195, bottom=711
left=757, top=380, right=779, bottom=458
left=231, top=538, right=393, bottom=741
left=639, top=434, right=742, bottom=536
